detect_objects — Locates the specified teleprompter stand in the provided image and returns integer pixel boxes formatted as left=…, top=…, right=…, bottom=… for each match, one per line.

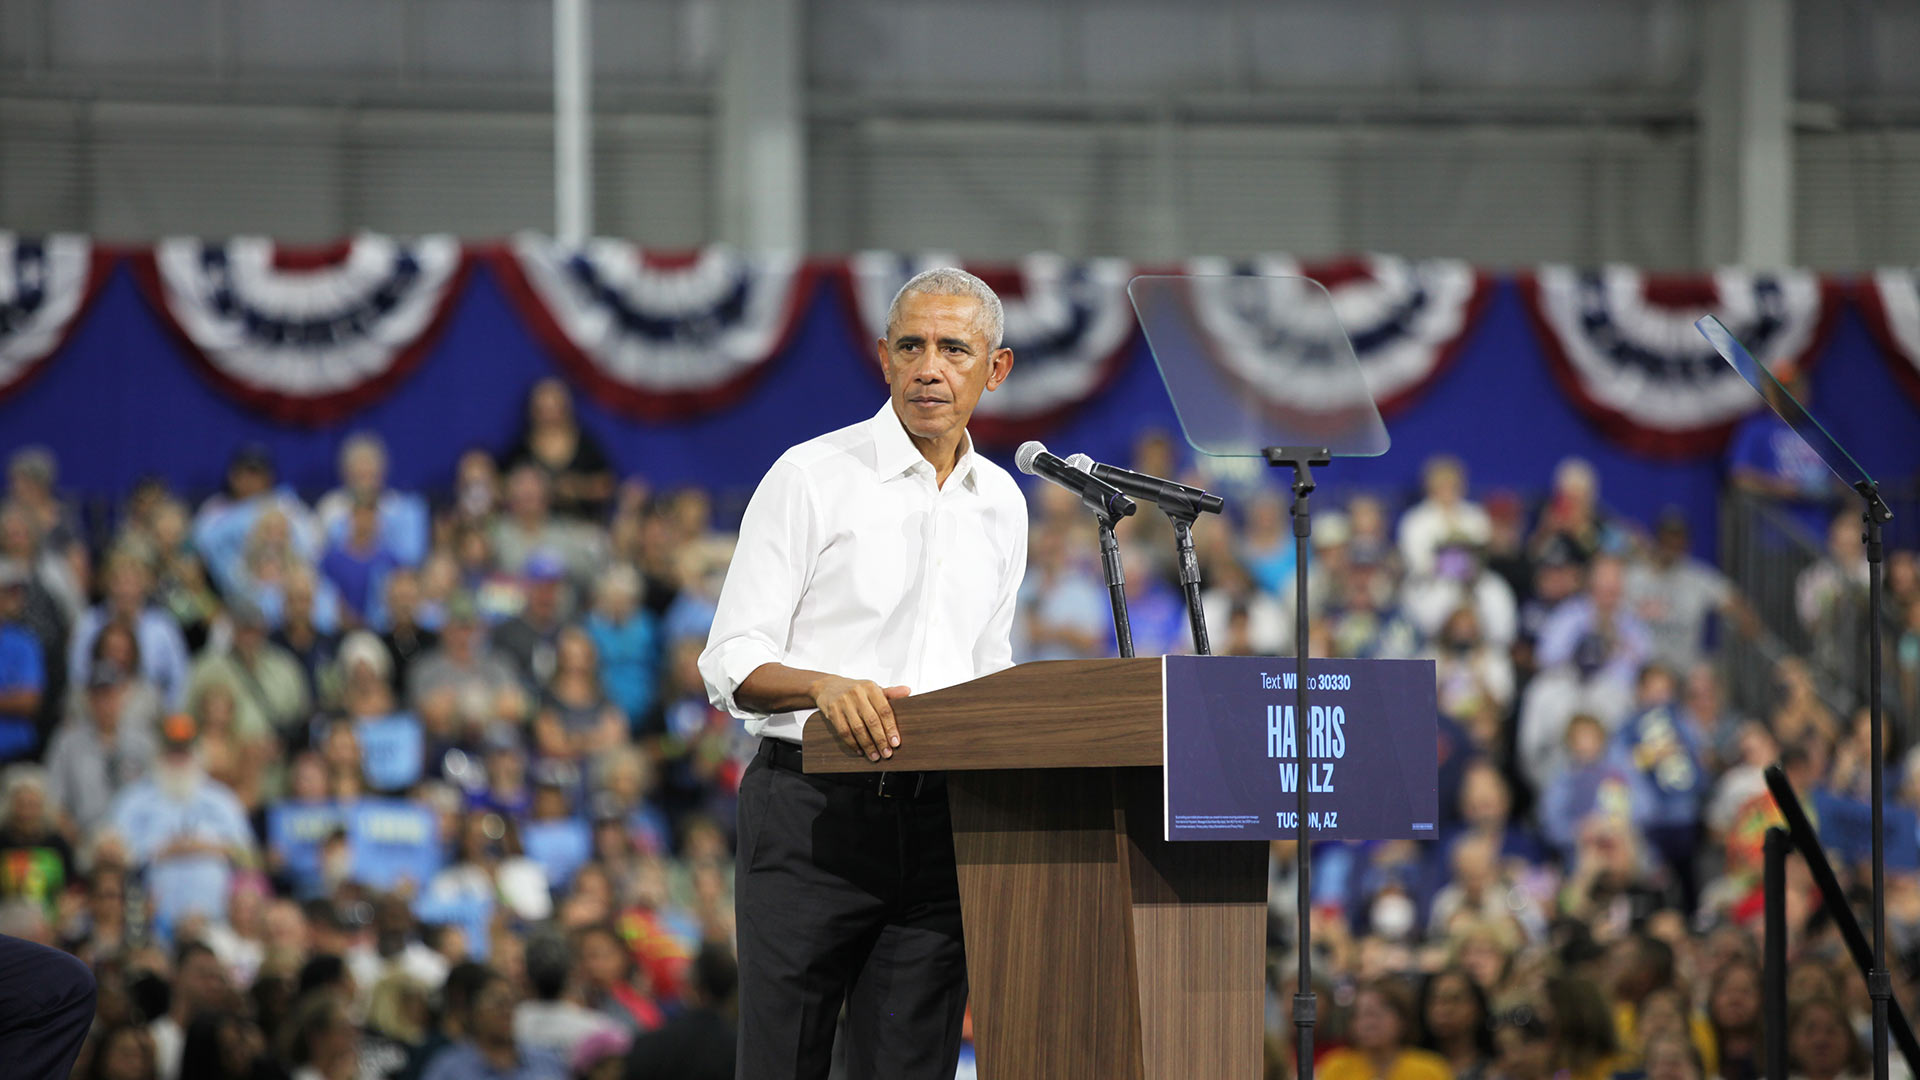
left=1264, top=445, right=1330, bottom=1080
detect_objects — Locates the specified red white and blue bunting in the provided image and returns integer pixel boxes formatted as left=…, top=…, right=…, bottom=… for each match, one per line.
left=846, top=251, right=1137, bottom=444
left=1181, top=254, right=1488, bottom=417
left=1855, top=270, right=1920, bottom=409
left=136, top=233, right=468, bottom=424
left=495, top=237, right=817, bottom=421
left=0, top=233, right=109, bottom=401
left=1520, top=266, right=1835, bottom=456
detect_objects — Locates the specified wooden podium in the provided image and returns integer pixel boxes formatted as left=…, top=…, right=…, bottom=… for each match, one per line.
left=803, top=657, right=1266, bottom=1080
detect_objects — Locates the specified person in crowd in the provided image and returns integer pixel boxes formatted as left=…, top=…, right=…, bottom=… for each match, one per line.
left=273, top=567, right=342, bottom=706
left=144, top=498, right=221, bottom=653
left=1319, top=977, right=1452, bottom=1080
left=71, top=552, right=192, bottom=715
left=189, top=601, right=311, bottom=745
left=1400, top=455, right=1494, bottom=579
left=0, top=560, right=46, bottom=762
left=151, top=940, right=232, bottom=1080
left=87, top=618, right=166, bottom=737
left=177, top=1011, right=274, bottom=1080
left=494, top=551, right=572, bottom=690
left=321, top=496, right=404, bottom=630
left=1418, top=966, right=1496, bottom=1080
left=316, top=432, right=430, bottom=567
left=280, top=990, right=361, bottom=1080
left=1530, top=457, right=1623, bottom=564
left=1704, top=958, right=1761, bottom=1080
left=1405, top=537, right=1518, bottom=649
left=1785, top=995, right=1868, bottom=1080
left=503, top=379, right=617, bottom=522
left=1609, top=665, right=1707, bottom=893
left=514, top=932, right=623, bottom=1060
left=1017, top=515, right=1112, bottom=661
left=83, top=1022, right=158, bottom=1080
left=425, top=810, right=552, bottom=924
left=378, top=568, right=440, bottom=689
left=45, top=662, right=159, bottom=835
left=1799, top=510, right=1872, bottom=710
left=1625, top=513, right=1746, bottom=673
left=193, top=445, right=321, bottom=597
left=1727, top=374, right=1839, bottom=535
left=1428, top=605, right=1517, bottom=751
left=585, top=564, right=659, bottom=733
left=0, top=765, right=74, bottom=912
left=1539, top=713, right=1653, bottom=862
left=421, top=967, right=568, bottom=1080
left=409, top=595, right=524, bottom=724
left=109, top=713, right=258, bottom=937
left=492, top=468, right=604, bottom=583
left=0, top=493, right=84, bottom=629
left=621, top=942, right=736, bottom=1080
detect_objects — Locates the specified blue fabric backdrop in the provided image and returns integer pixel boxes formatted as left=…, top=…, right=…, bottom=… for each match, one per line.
left=8, top=261, right=1919, bottom=556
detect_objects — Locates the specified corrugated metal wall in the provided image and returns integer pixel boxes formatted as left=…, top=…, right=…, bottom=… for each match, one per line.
left=1, top=0, right=1917, bottom=268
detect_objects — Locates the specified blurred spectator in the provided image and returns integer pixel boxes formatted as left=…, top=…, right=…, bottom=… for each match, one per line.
left=1404, top=538, right=1517, bottom=649
left=144, top=499, right=220, bottom=653
left=504, top=379, right=616, bottom=522
left=364, top=971, right=431, bottom=1078
left=1200, top=556, right=1286, bottom=656
left=1416, top=967, right=1495, bottom=1080
left=152, top=940, right=233, bottom=1080
left=108, top=714, right=257, bottom=936
left=1677, top=663, right=1747, bottom=776
left=1625, top=514, right=1743, bottom=673
left=1728, top=374, right=1838, bottom=536
left=189, top=602, right=310, bottom=745
left=1799, top=510, right=1871, bottom=710
left=1538, top=714, right=1652, bottom=860
left=83, top=1022, right=158, bottom=1080
left=321, top=496, right=404, bottom=630
left=193, top=445, right=321, bottom=598
left=1529, top=458, right=1624, bottom=564
left=585, top=565, right=659, bottom=732
left=1318, top=977, right=1450, bottom=1080
left=621, top=942, right=736, bottom=1080
left=1428, top=607, right=1515, bottom=751
left=420, top=967, right=568, bottom=1080
left=1240, top=491, right=1298, bottom=597
left=7, top=447, right=82, bottom=562
left=1017, top=519, right=1110, bottom=661
left=177, top=1011, right=273, bottom=1080
left=0, top=765, right=73, bottom=912
left=1608, top=666, right=1706, bottom=891
left=280, top=990, right=360, bottom=1080
left=0, top=494, right=84, bottom=627
left=1399, top=456, right=1493, bottom=579
left=426, top=811, right=551, bottom=924
left=1785, top=995, right=1867, bottom=1080
left=494, top=552, right=571, bottom=690
left=378, top=569, right=440, bottom=689
left=316, top=432, right=431, bottom=568
left=1326, top=555, right=1420, bottom=660
left=45, top=663, right=159, bottom=835
left=408, top=596, right=524, bottom=725
left=514, top=932, right=622, bottom=1060
left=493, top=469, right=603, bottom=583
left=1535, top=555, right=1651, bottom=681
left=71, top=552, right=191, bottom=715
left=0, top=559, right=46, bottom=760
left=88, top=618, right=166, bottom=738
left=274, top=568, right=342, bottom=707
left=572, top=922, right=663, bottom=1033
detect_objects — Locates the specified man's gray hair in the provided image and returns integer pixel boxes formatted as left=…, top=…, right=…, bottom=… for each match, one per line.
left=885, top=267, right=1005, bottom=351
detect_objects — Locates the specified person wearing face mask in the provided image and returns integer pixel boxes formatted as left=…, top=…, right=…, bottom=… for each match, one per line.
left=1320, top=978, right=1451, bottom=1080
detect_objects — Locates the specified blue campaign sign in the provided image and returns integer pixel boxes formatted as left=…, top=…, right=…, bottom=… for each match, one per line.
left=1163, top=656, right=1440, bottom=842
left=413, top=891, right=494, bottom=962
left=1813, top=789, right=1920, bottom=871
left=521, top=819, right=592, bottom=890
left=357, top=714, right=424, bottom=793
left=268, top=802, right=346, bottom=896
left=347, top=799, right=443, bottom=892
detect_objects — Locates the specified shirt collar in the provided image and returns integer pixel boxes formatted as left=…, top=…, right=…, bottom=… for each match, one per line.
left=869, top=402, right=978, bottom=490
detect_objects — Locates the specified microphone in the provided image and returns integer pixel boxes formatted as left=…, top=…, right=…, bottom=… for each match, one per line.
left=1015, top=441, right=1135, bottom=521
left=1076, top=459, right=1224, bottom=518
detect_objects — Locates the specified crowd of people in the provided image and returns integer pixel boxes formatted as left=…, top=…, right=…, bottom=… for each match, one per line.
left=0, top=377, right=1913, bottom=1080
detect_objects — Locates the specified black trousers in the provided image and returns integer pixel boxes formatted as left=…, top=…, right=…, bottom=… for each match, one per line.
left=733, top=741, right=968, bottom=1080
left=0, top=934, right=96, bottom=1080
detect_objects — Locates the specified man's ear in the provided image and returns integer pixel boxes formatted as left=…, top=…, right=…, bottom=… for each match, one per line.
left=985, top=348, right=1014, bottom=391
left=874, top=337, right=890, bottom=374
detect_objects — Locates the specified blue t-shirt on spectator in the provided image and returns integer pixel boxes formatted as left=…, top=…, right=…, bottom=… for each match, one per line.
left=0, top=623, right=44, bottom=760
left=521, top=818, right=592, bottom=890
left=355, top=714, right=425, bottom=793
left=320, top=541, right=401, bottom=626
left=586, top=610, right=660, bottom=726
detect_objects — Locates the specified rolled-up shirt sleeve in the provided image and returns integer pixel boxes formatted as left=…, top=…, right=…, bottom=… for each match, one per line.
left=700, top=458, right=818, bottom=720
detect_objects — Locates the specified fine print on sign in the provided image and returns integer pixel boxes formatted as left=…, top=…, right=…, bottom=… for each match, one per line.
left=1163, top=656, right=1441, bottom=842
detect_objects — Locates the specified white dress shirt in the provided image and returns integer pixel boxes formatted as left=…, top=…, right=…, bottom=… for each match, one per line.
left=701, top=402, right=1028, bottom=743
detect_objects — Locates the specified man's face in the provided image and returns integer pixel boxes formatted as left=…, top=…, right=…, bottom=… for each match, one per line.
left=877, top=292, right=1012, bottom=448
left=179, top=951, right=230, bottom=1013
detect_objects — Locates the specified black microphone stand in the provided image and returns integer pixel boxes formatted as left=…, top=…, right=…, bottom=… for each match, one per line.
left=1080, top=484, right=1137, bottom=659
left=1265, top=444, right=1330, bottom=1080
left=1170, top=514, right=1209, bottom=656
left=1861, top=478, right=1895, bottom=1080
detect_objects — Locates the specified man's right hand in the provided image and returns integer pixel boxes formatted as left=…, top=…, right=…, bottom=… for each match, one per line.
left=810, top=676, right=909, bottom=761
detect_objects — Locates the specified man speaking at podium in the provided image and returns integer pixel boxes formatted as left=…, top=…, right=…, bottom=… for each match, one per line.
left=699, top=268, right=1027, bottom=1079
